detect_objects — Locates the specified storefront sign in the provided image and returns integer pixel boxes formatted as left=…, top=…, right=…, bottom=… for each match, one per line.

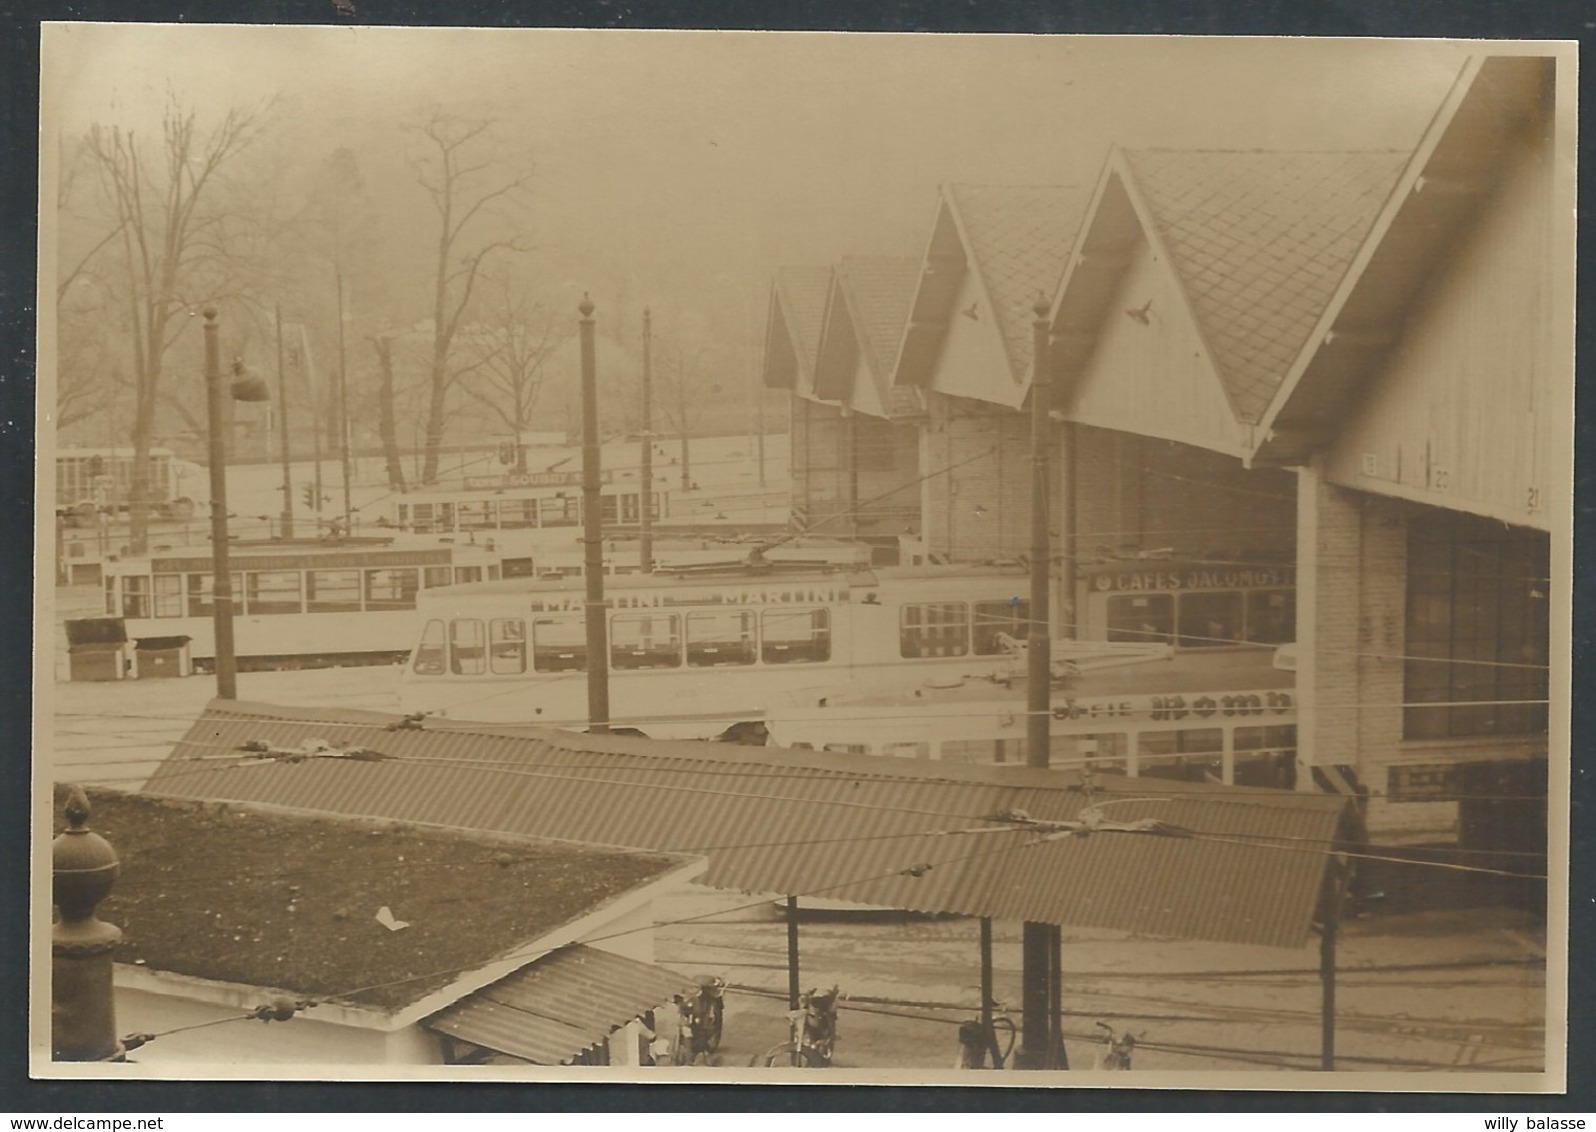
left=1387, top=762, right=1462, bottom=802
left=1089, top=565, right=1296, bottom=593
left=1050, top=689, right=1293, bottom=724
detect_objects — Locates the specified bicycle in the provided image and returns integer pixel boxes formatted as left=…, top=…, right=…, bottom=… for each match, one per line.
left=955, top=1000, right=1017, bottom=1069
left=1093, top=1020, right=1140, bottom=1070
left=753, top=985, right=841, bottom=1067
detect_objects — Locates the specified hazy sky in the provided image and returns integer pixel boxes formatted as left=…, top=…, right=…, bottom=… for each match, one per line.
left=42, top=26, right=1483, bottom=340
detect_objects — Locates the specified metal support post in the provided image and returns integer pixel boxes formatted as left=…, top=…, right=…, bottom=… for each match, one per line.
left=640, top=308, right=653, bottom=574
left=204, top=308, right=237, bottom=700
left=579, top=295, right=609, bottom=731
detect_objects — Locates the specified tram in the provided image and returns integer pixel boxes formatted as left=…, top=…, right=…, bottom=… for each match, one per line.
left=395, top=561, right=1132, bottom=737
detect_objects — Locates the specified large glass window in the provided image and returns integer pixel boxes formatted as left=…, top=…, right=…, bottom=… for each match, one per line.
left=453, top=566, right=483, bottom=585
left=1137, top=728, right=1223, bottom=782
left=600, top=496, right=620, bottom=525
left=611, top=613, right=681, bottom=669
left=1106, top=593, right=1173, bottom=644
left=458, top=500, right=496, bottom=530
left=687, top=609, right=757, bottom=667
left=1177, top=592, right=1243, bottom=648
left=1233, top=725, right=1297, bottom=789
left=1244, top=590, right=1295, bottom=644
left=364, top=568, right=419, bottom=611
left=1405, top=513, right=1550, bottom=739
left=423, top=566, right=453, bottom=589
left=532, top=617, right=586, bottom=671
left=973, top=598, right=1029, bottom=655
left=761, top=607, right=831, bottom=664
left=412, top=619, right=446, bottom=675
left=489, top=618, right=526, bottom=674
left=900, top=602, right=969, bottom=658
left=246, top=570, right=303, bottom=615
left=185, top=572, right=243, bottom=616
left=152, top=574, right=184, bottom=618
left=307, top=569, right=361, bottom=613
left=120, top=575, right=150, bottom=619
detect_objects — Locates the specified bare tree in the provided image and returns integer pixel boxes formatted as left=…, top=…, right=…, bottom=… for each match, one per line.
left=654, top=338, right=712, bottom=491
left=457, top=273, right=569, bottom=473
left=78, top=99, right=272, bottom=551
left=370, top=335, right=408, bottom=493
left=408, top=113, right=532, bottom=484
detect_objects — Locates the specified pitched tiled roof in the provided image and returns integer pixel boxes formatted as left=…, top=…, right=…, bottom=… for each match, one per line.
left=428, top=944, right=690, bottom=1064
left=837, top=256, right=922, bottom=383
left=947, top=184, right=1092, bottom=383
left=1123, top=149, right=1408, bottom=424
left=65, top=785, right=685, bottom=1013
left=773, top=266, right=833, bottom=388
left=144, top=701, right=1349, bottom=950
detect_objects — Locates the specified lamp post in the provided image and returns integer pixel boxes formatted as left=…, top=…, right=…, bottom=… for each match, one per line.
left=204, top=308, right=270, bottom=700
left=579, top=294, right=610, bottom=732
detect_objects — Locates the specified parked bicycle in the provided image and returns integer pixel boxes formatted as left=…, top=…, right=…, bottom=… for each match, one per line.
left=1093, top=1020, right=1140, bottom=1070
left=753, top=985, right=841, bottom=1067
left=955, top=999, right=1017, bottom=1069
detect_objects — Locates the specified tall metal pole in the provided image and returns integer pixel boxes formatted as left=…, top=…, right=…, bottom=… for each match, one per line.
left=1320, top=860, right=1342, bottom=1070
left=579, top=295, right=610, bottom=731
left=275, top=305, right=295, bottom=539
left=335, top=268, right=353, bottom=534
left=640, top=308, right=653, bottom=574
left=1018, top=293, right=1055, bottom=1068
left=785, top=896, right=801, bottom=1010
left=204, top=308, right=237, bottom=699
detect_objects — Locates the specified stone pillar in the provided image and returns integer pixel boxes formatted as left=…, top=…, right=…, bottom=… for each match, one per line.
left=1296, top=459, right=1364, bottom=779
left=52, top=785, right=122, bottom=1062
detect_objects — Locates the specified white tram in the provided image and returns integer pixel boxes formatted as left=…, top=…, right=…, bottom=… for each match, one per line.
left=397, top=562, right=1070, bottom=738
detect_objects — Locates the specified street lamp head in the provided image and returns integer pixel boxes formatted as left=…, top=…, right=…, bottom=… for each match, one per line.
left=230, top=357, right=272, bottom=403
left=203, top=307, right=218, bottom=323
left=579, top=293, right=595, bottom=318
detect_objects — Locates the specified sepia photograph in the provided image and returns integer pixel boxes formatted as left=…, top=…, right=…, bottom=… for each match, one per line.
left=33, top=26, right=1574, bottom=1091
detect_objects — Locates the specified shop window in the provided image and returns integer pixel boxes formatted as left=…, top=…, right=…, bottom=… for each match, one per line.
left=1137, top=729, right=1223, bottom=782
left=1106, top=593, right=1173, bottom=645
left=1177, top=592, right=1242, bottom=648
left=611, top=613, right=681, bottom=669
left=1404, top=514, right=1549, bottom=739
left=900, top=602, right=969, bottom=658
left=1244, top=590, right=1295, bottom=645
left=687, top=609, right=757, bottom=667
left=761, top=607, right=830, bottom=664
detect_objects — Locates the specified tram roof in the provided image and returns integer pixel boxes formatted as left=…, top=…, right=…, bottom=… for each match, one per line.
left=145, top=699, right=1349, bottom=951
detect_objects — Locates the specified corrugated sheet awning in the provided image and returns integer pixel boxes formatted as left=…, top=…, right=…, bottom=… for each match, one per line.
left=429, top=945, right=688, bottom=1065
left=146, top=700, right=1350, bottom=950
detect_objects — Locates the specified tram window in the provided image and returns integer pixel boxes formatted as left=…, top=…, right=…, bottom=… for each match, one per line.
left=410, top=503, right=436, bottom=533
left=612, top=613, right=682, bottom=669
left=437, top=503, right=456, bottom=532
left=1137, top=729, right=1223, bottom=783
left=973, top=598, right=1029, bottom=655
left=1106, top=594, right=1173, bottom=644
left=541, top=495, right=578, bottom=527
left=939, top=739, right=1000, bottom=765
left=823, top=743, right=870, bottom=755
left=412, top=619, right=446, bottom=675
left=600, top=496, right=619, bottom=525
left=307, top=569, right=362, bottom=613
left=500, top=499, right=537, bottom=529
left=459, top=500, right=496, bottom=530
left=104, top=577, right=115, bottom=616
left=454, top=566, right=483, bottom=584
left=120, top=575, right=150, bottom=619
left=1178, top=592, right=1242, bottom=648
left=883, top=741, right=930, bottom=759
left=423, top=566, right=453, bottom=589
left=489, top=618, right=527, bottom=674
left=900, top=602, right=969, bottom=658
left=532, top=617, right=586, bottom=672
left=365, top=568, right=419, bottom=611
left=761, top=607, right=831, bottom=664
left=687, top=609, right=757, bottom=667
left=397, top=504, right=410, bottom=529
left=247, top=570, right=304, bottom=615
left=185, top=572, right=243, bottom=616
left=1244, top=590, right=1295, bottom=644
left=152, top=574, right=183, bottom=618
left=621, top=493, right=640, bottom=523
left=449, top=618, right=486, bottom=675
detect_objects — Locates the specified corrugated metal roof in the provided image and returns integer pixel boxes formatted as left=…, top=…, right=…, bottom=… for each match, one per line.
left=146, top=701, right=1349, bottom=950
left=946, top=184, right=1092, bottom=385
left=428, top=944, right=688, bottom=1064
left=1123, top=149, right=1408, bottom=424
left=811, top=257, right=921, bottom=413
